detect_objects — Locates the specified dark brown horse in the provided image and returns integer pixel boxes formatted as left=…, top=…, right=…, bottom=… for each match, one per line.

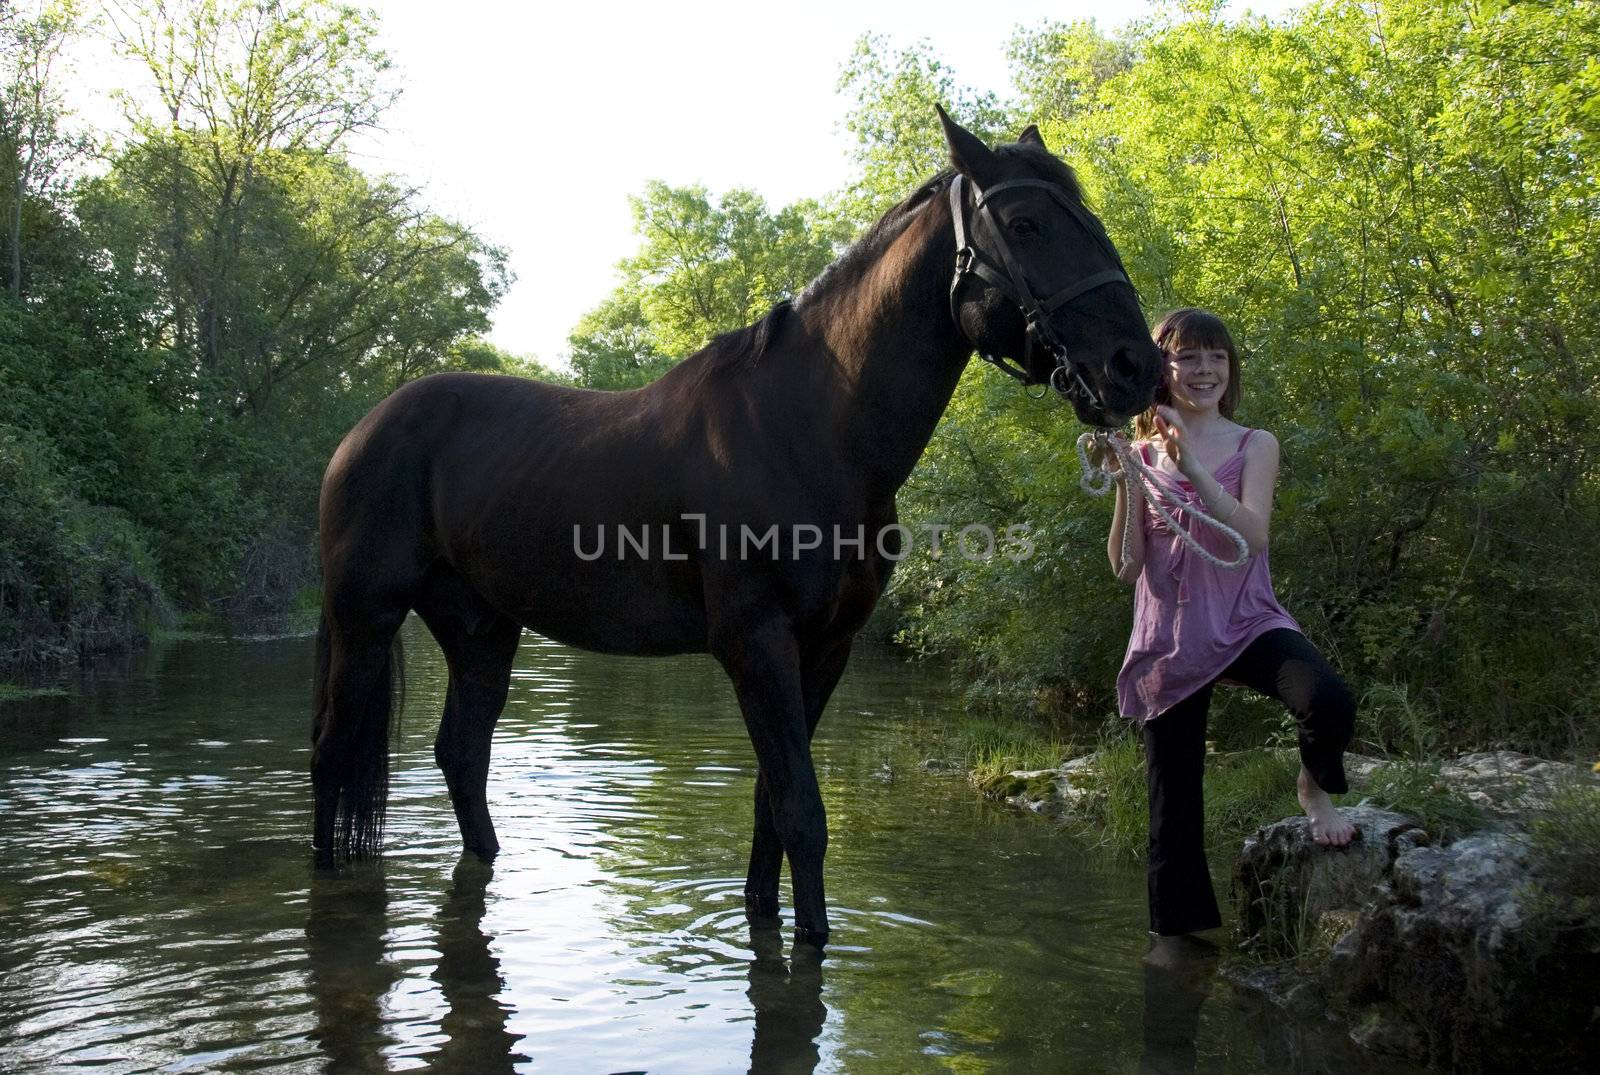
left=311, top=110, right=1161, bottom=945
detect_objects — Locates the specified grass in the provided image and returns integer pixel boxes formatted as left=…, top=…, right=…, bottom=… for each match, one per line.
left=963, top=678, right=1503, bottom=860
left=968, top=715, right=1314, bottom=859
left=1353, top=680, right=1484, bottom=841
left=1362, top=759, right=1483, bottom=841
left=960, top=716, right=1078, bottom=781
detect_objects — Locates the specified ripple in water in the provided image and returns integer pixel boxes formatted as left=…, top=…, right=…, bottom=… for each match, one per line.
left=0, top=622, right=1413, bottom=1073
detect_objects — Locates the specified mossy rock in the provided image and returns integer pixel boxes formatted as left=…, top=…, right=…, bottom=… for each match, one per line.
left=975, top=772, right=1030, bottom=800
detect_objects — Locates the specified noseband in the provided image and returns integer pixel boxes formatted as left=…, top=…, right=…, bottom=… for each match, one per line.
left=947, top=173, right=1135, bottom=409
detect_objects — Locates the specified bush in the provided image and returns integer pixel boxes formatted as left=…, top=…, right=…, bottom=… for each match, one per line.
left=0, top=424, right=170, bottom=668
left=1524, top=779, right=1600, bottom=922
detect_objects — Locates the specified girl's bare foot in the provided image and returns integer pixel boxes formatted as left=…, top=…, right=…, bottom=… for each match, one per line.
left=1297, top=766, right=1355, bottom=847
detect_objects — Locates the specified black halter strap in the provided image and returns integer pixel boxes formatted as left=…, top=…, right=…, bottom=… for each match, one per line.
left=948, top=174, right=1135, bottom=406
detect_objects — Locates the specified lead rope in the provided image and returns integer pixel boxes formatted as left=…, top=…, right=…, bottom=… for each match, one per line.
left=1075, top=431, right=1250, bottom=572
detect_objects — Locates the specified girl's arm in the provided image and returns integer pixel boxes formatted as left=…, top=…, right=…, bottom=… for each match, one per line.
left=1181, top=431, right=1280, bottom=556
left=1107, top=447, right=1147, bottom=582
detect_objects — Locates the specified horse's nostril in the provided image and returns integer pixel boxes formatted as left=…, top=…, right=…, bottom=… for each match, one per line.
left=1108, top=346, right=1140, bottom=385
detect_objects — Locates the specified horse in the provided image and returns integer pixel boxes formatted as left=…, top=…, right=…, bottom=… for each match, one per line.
left=310, top=108, right=1162, bottom=946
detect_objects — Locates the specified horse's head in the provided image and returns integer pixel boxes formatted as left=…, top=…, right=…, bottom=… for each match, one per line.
left=938, top=107, right=1161, bottom=426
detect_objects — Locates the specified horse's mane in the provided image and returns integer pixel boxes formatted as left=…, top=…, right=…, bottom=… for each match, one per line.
left=797, top=169, right=956, bottom=310
left=696, top=143, right=1088, bottom=373
left=696, top=301, right=795, bottom=371
left=692, top=170, right=956, bottom=375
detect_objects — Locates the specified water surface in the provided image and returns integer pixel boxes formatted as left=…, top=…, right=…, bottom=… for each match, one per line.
left=0, top=621, right=1388, bottom=1072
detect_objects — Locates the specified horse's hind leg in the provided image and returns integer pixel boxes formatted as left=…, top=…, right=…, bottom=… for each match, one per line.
left=745, top=639, right=853, bottom=921
left=416, top=574, right=522, bottom=860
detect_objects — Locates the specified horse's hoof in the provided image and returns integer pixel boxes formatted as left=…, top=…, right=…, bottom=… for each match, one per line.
left=744, top=893, right=781, bottom=920
left=793, top=925, right=830, bottom=949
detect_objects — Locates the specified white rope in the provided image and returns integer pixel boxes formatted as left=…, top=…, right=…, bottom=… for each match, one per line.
left=1076, top=430, right=1250, bottom=572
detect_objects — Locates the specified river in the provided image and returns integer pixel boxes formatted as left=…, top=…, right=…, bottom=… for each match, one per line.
left=0, top=619, right=1390, bottom=1072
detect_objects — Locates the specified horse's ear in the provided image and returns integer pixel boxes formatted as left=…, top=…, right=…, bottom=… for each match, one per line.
left=937, top=104, right=997, bottom=183
left=1017, top=123, right=1047, bottom=150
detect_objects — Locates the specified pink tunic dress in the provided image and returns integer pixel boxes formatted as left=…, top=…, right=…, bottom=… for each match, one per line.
left=1117, top=429, right=1301, bottom=724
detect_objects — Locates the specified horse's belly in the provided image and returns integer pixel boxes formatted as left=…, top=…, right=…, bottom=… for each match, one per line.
left=480, top=558, right=708, bottom=657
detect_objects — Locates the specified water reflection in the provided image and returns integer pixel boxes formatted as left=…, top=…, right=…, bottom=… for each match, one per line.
left=305, top=856, right=530, bottom=1072
left=431, top=857, right=528, bottom=1072
left=303, top=857, right=827, bottom=1073
left=0, top=627, right=1409, bottom=1072
left=1139, top=959, right=1214, bottom=1075
left=746, top=923, right=827, bottom=1074
left=306, top=863, right=398, bottom=1073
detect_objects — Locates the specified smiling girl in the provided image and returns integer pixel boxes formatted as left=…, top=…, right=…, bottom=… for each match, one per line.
left=1102, top=308, right=1356, bottom=959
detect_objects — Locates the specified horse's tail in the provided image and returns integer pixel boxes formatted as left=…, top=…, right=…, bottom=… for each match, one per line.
left=312, top=614, right=406, bottom=860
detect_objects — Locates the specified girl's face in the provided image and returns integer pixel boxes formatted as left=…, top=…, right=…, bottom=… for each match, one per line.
left=1164, top=344, right=1230, bottom=414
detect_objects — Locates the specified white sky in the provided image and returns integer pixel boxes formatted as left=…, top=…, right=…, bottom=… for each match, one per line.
left=66, top=0, right=1295, bottom=366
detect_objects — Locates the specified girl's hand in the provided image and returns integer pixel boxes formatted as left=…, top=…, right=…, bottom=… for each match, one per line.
left=1152, top=407, right=1198, bottom=478
left=1088, top=431, right=1130, bottom=478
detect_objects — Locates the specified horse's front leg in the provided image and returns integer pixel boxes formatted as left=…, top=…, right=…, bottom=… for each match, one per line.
left=745, top=639, right=854, bottom=924
left=714, top=615, right=833, bottom=946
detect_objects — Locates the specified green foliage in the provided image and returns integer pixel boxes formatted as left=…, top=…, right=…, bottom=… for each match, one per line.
left=0, top=422, right=169, bottom=666
left=1524, top=779, right=1600, bottom=923
left=0, top=0, right=510, bottom=666
left=567, top=291, right=675, bottom=390
left=567, top=182, right=848, bottom=388
left=1363, top=758, right=1485, bottom=842
left=862, top=3, right=1600, bottom=753
left=837, top=35, right=1012, bottom=220
left=80, top=137, right=508, bottom=415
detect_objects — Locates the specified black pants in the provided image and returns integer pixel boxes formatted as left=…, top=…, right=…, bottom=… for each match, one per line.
left=1143, top=628, right=1355, bottom=936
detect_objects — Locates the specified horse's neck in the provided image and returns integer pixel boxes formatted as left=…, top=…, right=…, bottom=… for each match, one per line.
left=803, top=199, right=972, bottom=503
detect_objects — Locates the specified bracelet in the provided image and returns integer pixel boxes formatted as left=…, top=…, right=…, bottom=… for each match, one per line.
left=1221, top=498, right=1243, bottom=524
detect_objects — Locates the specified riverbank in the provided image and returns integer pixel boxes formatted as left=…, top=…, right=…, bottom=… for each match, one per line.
left=963, top=708, right=1600, bottom=858
left=965, top=716, right=1600, bottom=1070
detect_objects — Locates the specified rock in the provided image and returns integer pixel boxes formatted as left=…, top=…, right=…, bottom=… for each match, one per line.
left=1436, top=750, right=1599, bottom=816
left=1223, top=963, right=1328, bottom=1018
left=1232, top=795, right=1600, bottom=1072
left=1327, top=826, right=1600, bottom=1071
left=1341, top=752, right=1384, bottom=784
left=973, top=753, right=1104, bottom=817
left=917, top=758, right=962, bottom=773
left=1346, top=1004, right=1428, bottom=1060
left=1233, top=806, right=1425, bottom=959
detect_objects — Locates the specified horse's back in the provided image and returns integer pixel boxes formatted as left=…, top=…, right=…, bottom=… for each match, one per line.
left=321, top=372, right=716, bottom=652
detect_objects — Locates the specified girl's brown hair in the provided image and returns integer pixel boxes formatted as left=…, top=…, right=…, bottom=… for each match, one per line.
left=1133, top=308, right=1242, bottom=441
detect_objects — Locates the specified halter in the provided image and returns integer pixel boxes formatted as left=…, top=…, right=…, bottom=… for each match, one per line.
left=947, top=173, right=1135, bottom=410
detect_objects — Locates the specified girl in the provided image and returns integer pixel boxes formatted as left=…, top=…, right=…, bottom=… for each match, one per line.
left=1102, top=308, right=1356, bottom=959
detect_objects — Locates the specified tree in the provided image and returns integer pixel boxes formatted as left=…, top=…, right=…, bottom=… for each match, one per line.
left=85, top=140, right=508, bottom=415
left=0, top=0, right=89, bottom=297
left=836, top=35, right=1013, bottom=222
left=567, top=182, right=848, bottom=389
left=101, top=0, right=420, bottom=410
left=874, top=0, right=1600, bottom=749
